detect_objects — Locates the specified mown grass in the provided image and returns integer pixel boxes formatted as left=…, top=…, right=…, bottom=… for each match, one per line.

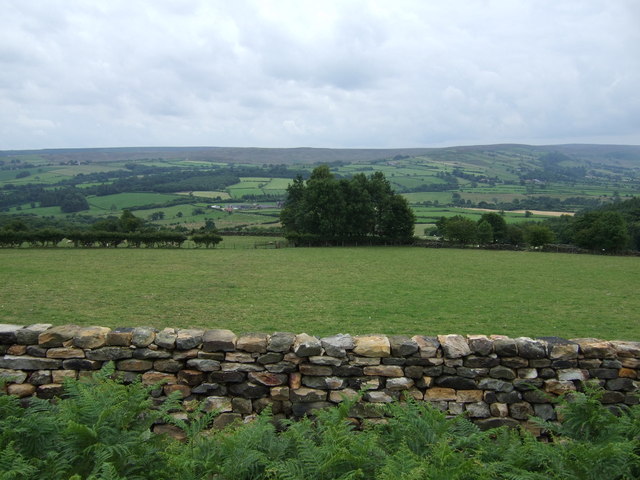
left=1, top=247, right=638, bottom=340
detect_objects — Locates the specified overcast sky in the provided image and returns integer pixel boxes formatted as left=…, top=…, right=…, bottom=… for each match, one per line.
left=1, top=0, right=639, bottom=150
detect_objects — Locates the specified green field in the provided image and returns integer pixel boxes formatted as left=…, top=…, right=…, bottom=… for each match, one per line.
left=1, top=248, right=637, bottom=340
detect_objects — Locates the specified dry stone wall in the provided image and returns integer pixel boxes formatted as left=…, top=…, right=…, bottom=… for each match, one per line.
left=1, top=324, right=639, bottom=431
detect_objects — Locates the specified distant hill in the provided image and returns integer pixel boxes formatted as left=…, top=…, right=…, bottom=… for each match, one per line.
left=1, top=144, right=639, bottom=167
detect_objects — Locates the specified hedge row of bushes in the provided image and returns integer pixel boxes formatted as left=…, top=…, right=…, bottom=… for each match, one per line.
left=1, top=364, right=640, bottom=479
left=0, top=230, right=222, bottom=248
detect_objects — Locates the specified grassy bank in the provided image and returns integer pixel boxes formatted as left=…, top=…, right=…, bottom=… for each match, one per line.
left=0, top=247, right=637, bottom=340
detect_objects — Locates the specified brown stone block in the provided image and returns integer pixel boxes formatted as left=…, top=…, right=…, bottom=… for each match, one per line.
left=289, top=372, right=302, bottom=389
left=424, top=387, right=456, bottom=402
left=271, top=386, right=290, bottom=401
left=299, top=364, right=333, bottom=376
left=46, top=347, right=85, bottom=359
left=117, top=359, right=153, bottom=372
left=353, top=335, right=390, bottom=358
left=51, top=370, right=77, bottom=383
left=164, top=384, right=191, bottom=398
left=7, top=345, right=27, bottom=355
left=36, top=383, right=64, bottom=399
left=363, top=365, right=403, bottom=377
left=456, top=389, right=484, bottom=403
left=290, top=387, right=327, bottom=402
left=141, top=371, right=176, bottom=386
left=177, top=369, right=205, bottom=386
left=619, top=368, right=637, bottom=379
left=74, top=326, right=110, bottom=349
left=38, top=325, right=81, bottom=348
left=236, top=333, right=268, bottom=353
left=7, top=383, right=36, bottom=398
left=248, top=372, right=287, bottom=386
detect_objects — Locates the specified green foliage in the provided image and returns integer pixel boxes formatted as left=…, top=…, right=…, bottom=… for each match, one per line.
left=281, top=166, right=416, bottom=245
left=524, top=224, right=555, bottom=247
left=2, top=375, right=640, bottom=479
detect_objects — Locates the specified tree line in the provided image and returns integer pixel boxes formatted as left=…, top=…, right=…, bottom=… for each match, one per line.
left=280, top=166, right=416, bottom=245
left=0, top=210, right=222, bottom=248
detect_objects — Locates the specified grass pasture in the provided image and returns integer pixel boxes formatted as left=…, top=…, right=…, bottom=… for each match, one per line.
left=0, top=247, right=637, bottom=340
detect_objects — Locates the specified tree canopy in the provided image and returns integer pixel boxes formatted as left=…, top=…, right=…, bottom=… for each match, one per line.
left=280, top=166, right=415, bottom=245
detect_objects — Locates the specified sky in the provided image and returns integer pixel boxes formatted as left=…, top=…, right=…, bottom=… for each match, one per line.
left=1, top=0, right=639, bottom=150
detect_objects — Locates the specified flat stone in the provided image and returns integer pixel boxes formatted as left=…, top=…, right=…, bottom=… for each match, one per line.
left=175, top=329, right=204, bottom=350
left=424, top=387, right=456, bottom=402
left=548, top=342, right=579, bottom=361
left=176, top=369, right=205, bottom=386
left=131, top=327, right=157, bottom=347
left=353, top=335, right=390, bottom=358
left=435, top=376, right=477, bottom=390
left=51, top=370, right=77, bottom=383
left=544, top=380, right=575, bottom=395
left=302, top=376, right=347, bottom=390
left=186, top=359, right=221, bottom=372
left=517, top=368, right=538, bottom=379
left=293, top=333, right=322, bottom=357
left=154, top=328, right=178, bottom=349
left=86, top=347, right=133, bottom=361
left=0, top=355, right=62, bottom=370
left=557, top=369, right=588, bottom=381
left=270, top=386, right=290, bottom=401
left=257, top=352, right=283, bottom=364
left=73, top=326, right=110, bottom=349
left=601, top=391, right=626, bottom=403
left=309, top=355, right=342, bottom=366
left=467, top=335, right=493, bottom=356
left=464, top=355, right=500, bottom=368
left=191, top=383, right=225, bottom=396
left=106, top=328, right=134, bottom=346
left=510, top=401, right=534, bottom=420
left=388, top=335, right=419, bottom=357
left=290, top=387, right=327, bottom=402
left=141, top=371, right=176, bottom=386
left=365, top=391, right=394, bottom=403
left=209, top=371, right=245, bottom=383
left=349, top=356, right=381, bottom=366
left=477, top=378, right=514, bottom=392
left=38, top=325, right=81, bottom=347
left=320, top=334, right=354, bottom=357
left=606, top=378, right=637, bottom=392
left=363, top=365, right=404, bottom=377
left=0, top=324, right=23, bottom=344
left=437, top=335, right=471, bottom=358
left=203, top=396, right=233, bottom=413
left=522, top=390, right=552, bottom=404
left=36, top=384, right=64, bottom=399
left=619, top=368, right=637, bottom=379
left=334, top=365, right=364, bottom=376
left=229, top=381, right=269, bottom=399
left=515, top=337, right=547, bottom=359
left=456, top=389, right=484, bottom=403
left=265, top=362, right=297, bottom=374
left=456, top=367, right=488, bottom=378
left=572, top=338, right=616, bottom=358
left=500, top=357, right=529, bottom=368
left=116, top=359, right=153, bottom=371
left=28, top=370, right=51, bottom=385
left=476, top=418, right=520, bottom=430
left=164, top=384, right=191, bottom=398
left=62, top=359, right=103, bottom=370
left=133, top=348, right=172, bottom=360
left=221, top=362, right=264, bottom=373
left=202, top=329, right=237, bottom=352
left=0, top=368, right=28, bottom=383
left=466, top=402, right=491, bottom=418
left=268, top=332, right=296, bottom=352
left=299, top=364, right=333, bottom=376
left=46, top=347, right=85, bottom=359
left=7, top=383, right=36, bottom=397
left=489, top=366, right=516, bottom=380
left=611, top=341, right=640, bottom=358
left=386, top=377, right=414, bottom=390
left=329, top=388, right=358, bottom=403
left=236, top=333, right=268, bottom=353
left=494, top=338, right=518, bottom=357
left=231, top=397, right=253, bottom=413
left=225, top=352, right=255, bottom=362
left=7, top=345, right=26, bottom=355
left=248, top=372, right=288, bottom=386
left=15, top=324, right=52, bottom=345
left=411, top=335, right=440, bottom=357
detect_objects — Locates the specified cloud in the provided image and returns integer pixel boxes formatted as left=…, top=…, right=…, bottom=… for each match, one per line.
left=0, top=0, right=638, bottom=149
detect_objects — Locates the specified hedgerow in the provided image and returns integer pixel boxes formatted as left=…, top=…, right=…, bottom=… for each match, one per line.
left=1, top=367, right=639, bottom=479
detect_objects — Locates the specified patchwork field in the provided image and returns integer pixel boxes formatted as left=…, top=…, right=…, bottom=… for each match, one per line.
left=1, top=247, right=637, bottom=340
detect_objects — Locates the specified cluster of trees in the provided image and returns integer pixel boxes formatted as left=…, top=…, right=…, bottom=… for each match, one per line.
left=280, top=166, right=416, bottom=245
left=434, top=212, right=555, bottom=247
left=544, top=198, right=639, bottom=252
left=0, top=210, right=222, bottom=248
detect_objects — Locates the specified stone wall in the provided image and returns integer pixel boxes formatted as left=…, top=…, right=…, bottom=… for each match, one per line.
left=1, top=324, right=639, bottom=431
